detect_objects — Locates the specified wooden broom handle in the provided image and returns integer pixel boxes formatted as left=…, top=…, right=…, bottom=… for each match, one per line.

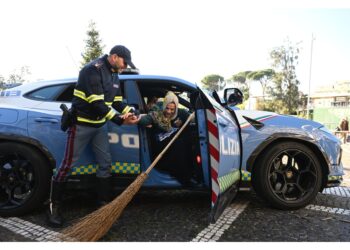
left=145, top=112, right=195, bottom=175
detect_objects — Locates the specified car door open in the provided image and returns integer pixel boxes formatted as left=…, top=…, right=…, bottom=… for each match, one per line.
left=196, top=90, right=242, bottom=222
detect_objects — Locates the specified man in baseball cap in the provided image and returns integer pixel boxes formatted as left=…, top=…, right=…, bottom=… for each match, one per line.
left=47, top=44, right=139, bottom=227
left=109, top=45, right=136, bottom=69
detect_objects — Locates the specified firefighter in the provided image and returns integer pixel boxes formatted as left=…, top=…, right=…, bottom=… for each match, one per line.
left=47, top=45, right=140, bottom=227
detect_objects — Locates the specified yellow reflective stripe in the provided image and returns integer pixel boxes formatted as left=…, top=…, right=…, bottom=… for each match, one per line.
left=86, top=94, right=104, bottom=103
left=114, top=96, right=123, bottom=102
left=74, top=89, right=87, bottom=101
left=105, top=109, right=116, bottom=120
left=105, top=102, right=113, bottom=107
left=73, top=89, right=104, bottom=103
left=122, top=106, right=131, bottom=114
left=77, top=116, right=106, bottom=124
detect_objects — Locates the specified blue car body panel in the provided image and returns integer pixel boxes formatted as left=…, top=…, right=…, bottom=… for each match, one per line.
left=233, top=110, right=343, bottom=184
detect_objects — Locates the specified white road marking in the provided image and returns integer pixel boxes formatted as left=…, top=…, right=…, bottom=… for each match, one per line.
left=0, top=217, right=62, bottom=241
left=322, top=187, right=350, bottom=198
left=1, top=187, right=349, bottom=242
left=306, top=205, right=350, bottom=216
left=191, top=201, right=249, bottom=242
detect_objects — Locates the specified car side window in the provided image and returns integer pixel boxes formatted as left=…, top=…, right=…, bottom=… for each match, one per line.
left=25, top=83, right=76, bottom=102
left=56, top=84, right=75, bottom=102
left=25, top=85, right=67, bottom=101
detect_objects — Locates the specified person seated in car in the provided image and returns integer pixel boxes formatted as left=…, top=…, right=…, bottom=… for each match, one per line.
left=139, top=91, right=198, bottom=187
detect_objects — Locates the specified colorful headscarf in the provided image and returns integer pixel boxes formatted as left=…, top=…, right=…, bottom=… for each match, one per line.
left=149, top=91, right=178, bottom=132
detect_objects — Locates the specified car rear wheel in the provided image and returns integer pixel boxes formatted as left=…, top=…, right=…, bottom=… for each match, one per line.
left=0, top=142, right=51, bottom=216
left=252, top=141, right=323, bottom=210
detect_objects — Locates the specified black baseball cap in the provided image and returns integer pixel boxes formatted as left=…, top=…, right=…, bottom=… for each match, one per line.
left=109, top=45, right=136, bottom=69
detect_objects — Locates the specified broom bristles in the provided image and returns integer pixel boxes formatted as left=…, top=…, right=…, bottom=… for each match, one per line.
left=61, top=172, right=148, bottom=241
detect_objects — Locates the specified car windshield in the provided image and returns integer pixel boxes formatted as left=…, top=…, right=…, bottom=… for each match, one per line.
left=201, top=89, right=224, bottom=112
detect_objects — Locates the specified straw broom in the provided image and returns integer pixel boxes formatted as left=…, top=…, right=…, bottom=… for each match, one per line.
left=61, top=113, right=195, bottom=241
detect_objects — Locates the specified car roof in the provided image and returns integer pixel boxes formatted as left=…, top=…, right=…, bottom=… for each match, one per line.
left=9, top=78, right=77, bottom=93
left=11, top=75, right=198, bottom=93
left=121, top=75, right=197, bottom=88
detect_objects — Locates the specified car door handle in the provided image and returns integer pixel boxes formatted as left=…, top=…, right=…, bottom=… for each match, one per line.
left=34, top=117, right=59, bottom=124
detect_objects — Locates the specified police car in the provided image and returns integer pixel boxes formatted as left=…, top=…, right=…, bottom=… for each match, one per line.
left=0, top=75, right=344, bottom=222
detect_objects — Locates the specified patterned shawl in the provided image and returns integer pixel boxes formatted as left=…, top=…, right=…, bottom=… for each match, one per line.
left=149, top=91, right=178, bottom=132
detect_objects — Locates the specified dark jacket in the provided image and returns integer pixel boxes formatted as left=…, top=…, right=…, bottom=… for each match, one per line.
left=72, top=55, right=132, bottom=127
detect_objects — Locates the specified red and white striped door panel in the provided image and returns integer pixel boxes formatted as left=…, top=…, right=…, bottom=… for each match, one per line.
left=206, top=107, right=241, bottom=219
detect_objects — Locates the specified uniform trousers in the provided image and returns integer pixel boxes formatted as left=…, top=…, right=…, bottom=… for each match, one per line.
left=54, top=124, right=112, bottom=182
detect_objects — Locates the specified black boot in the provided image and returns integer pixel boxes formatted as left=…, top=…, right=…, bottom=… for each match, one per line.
left=96, top=177, right=112, bottom=206
left=47, top=179, right=65, bottom=228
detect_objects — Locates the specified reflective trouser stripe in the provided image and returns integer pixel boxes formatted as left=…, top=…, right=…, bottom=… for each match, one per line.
left=54, top=125, right=77, bottom=182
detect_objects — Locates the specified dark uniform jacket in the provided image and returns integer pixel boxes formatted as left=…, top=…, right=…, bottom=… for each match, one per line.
left=72, top=55, right=132, bottom=127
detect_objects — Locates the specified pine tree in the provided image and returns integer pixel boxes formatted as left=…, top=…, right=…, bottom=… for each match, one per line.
left=80, top=20, right=105, bottom=68
left=201, top=74, right=225, bottom=92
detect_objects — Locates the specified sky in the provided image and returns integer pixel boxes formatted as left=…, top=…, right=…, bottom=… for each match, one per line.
left=1, top=0, right=350, bottom=94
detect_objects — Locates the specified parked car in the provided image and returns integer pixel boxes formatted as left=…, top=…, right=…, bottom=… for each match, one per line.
left=0, top=75, right=343, bottom=222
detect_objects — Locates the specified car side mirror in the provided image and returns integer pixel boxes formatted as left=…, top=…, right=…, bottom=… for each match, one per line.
left=224, top=88, right=243, bottom=106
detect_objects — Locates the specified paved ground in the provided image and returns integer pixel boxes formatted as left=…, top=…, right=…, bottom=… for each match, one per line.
left=0, top=143, right=349, bottom=242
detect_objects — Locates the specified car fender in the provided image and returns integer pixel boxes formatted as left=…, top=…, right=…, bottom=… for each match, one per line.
left=0, top=133, right=56, bottom=170
left=246, top=132, right=330, bottom=178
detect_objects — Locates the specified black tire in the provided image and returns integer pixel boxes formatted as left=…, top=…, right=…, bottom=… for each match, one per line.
left=0, top=142, right=51, bottom=216
left=252, top=141, right=323, bottom=210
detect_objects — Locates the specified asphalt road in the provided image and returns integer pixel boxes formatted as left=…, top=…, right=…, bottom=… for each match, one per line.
left=0, top=143, right=349, bottom=242
left=1, top=188, right=349, bottom=242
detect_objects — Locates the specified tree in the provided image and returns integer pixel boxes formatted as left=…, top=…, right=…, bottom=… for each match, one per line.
left=296, top=91, right=309, bottom=118
left=7, top=66, right=31, bottom=84
left=0, top=75, right=5, bottom=90
left=80, top=20, right=105, bottom=68
left=0, top=66, right=31, bottom=89
left=247, top=69, right=275, bottom=101
left=230, top=71, right=252, bottom=100
left=201, top=74, right=224, bottom=92
left=268, top=39, right=301, bottom=114
left=264, top=99, right=289, bottom=114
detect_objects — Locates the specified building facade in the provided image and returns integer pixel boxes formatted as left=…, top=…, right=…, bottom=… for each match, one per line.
left=310, top=81, right=350, bottom=130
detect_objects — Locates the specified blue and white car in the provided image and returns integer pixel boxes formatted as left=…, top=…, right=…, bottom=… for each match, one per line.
left=0, top=74, right=344, bottom=221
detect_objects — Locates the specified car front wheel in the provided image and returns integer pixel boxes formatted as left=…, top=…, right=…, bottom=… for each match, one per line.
left=252, top=141, right=323, bottom=210
left=0, top=142, right=51, bottom=216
